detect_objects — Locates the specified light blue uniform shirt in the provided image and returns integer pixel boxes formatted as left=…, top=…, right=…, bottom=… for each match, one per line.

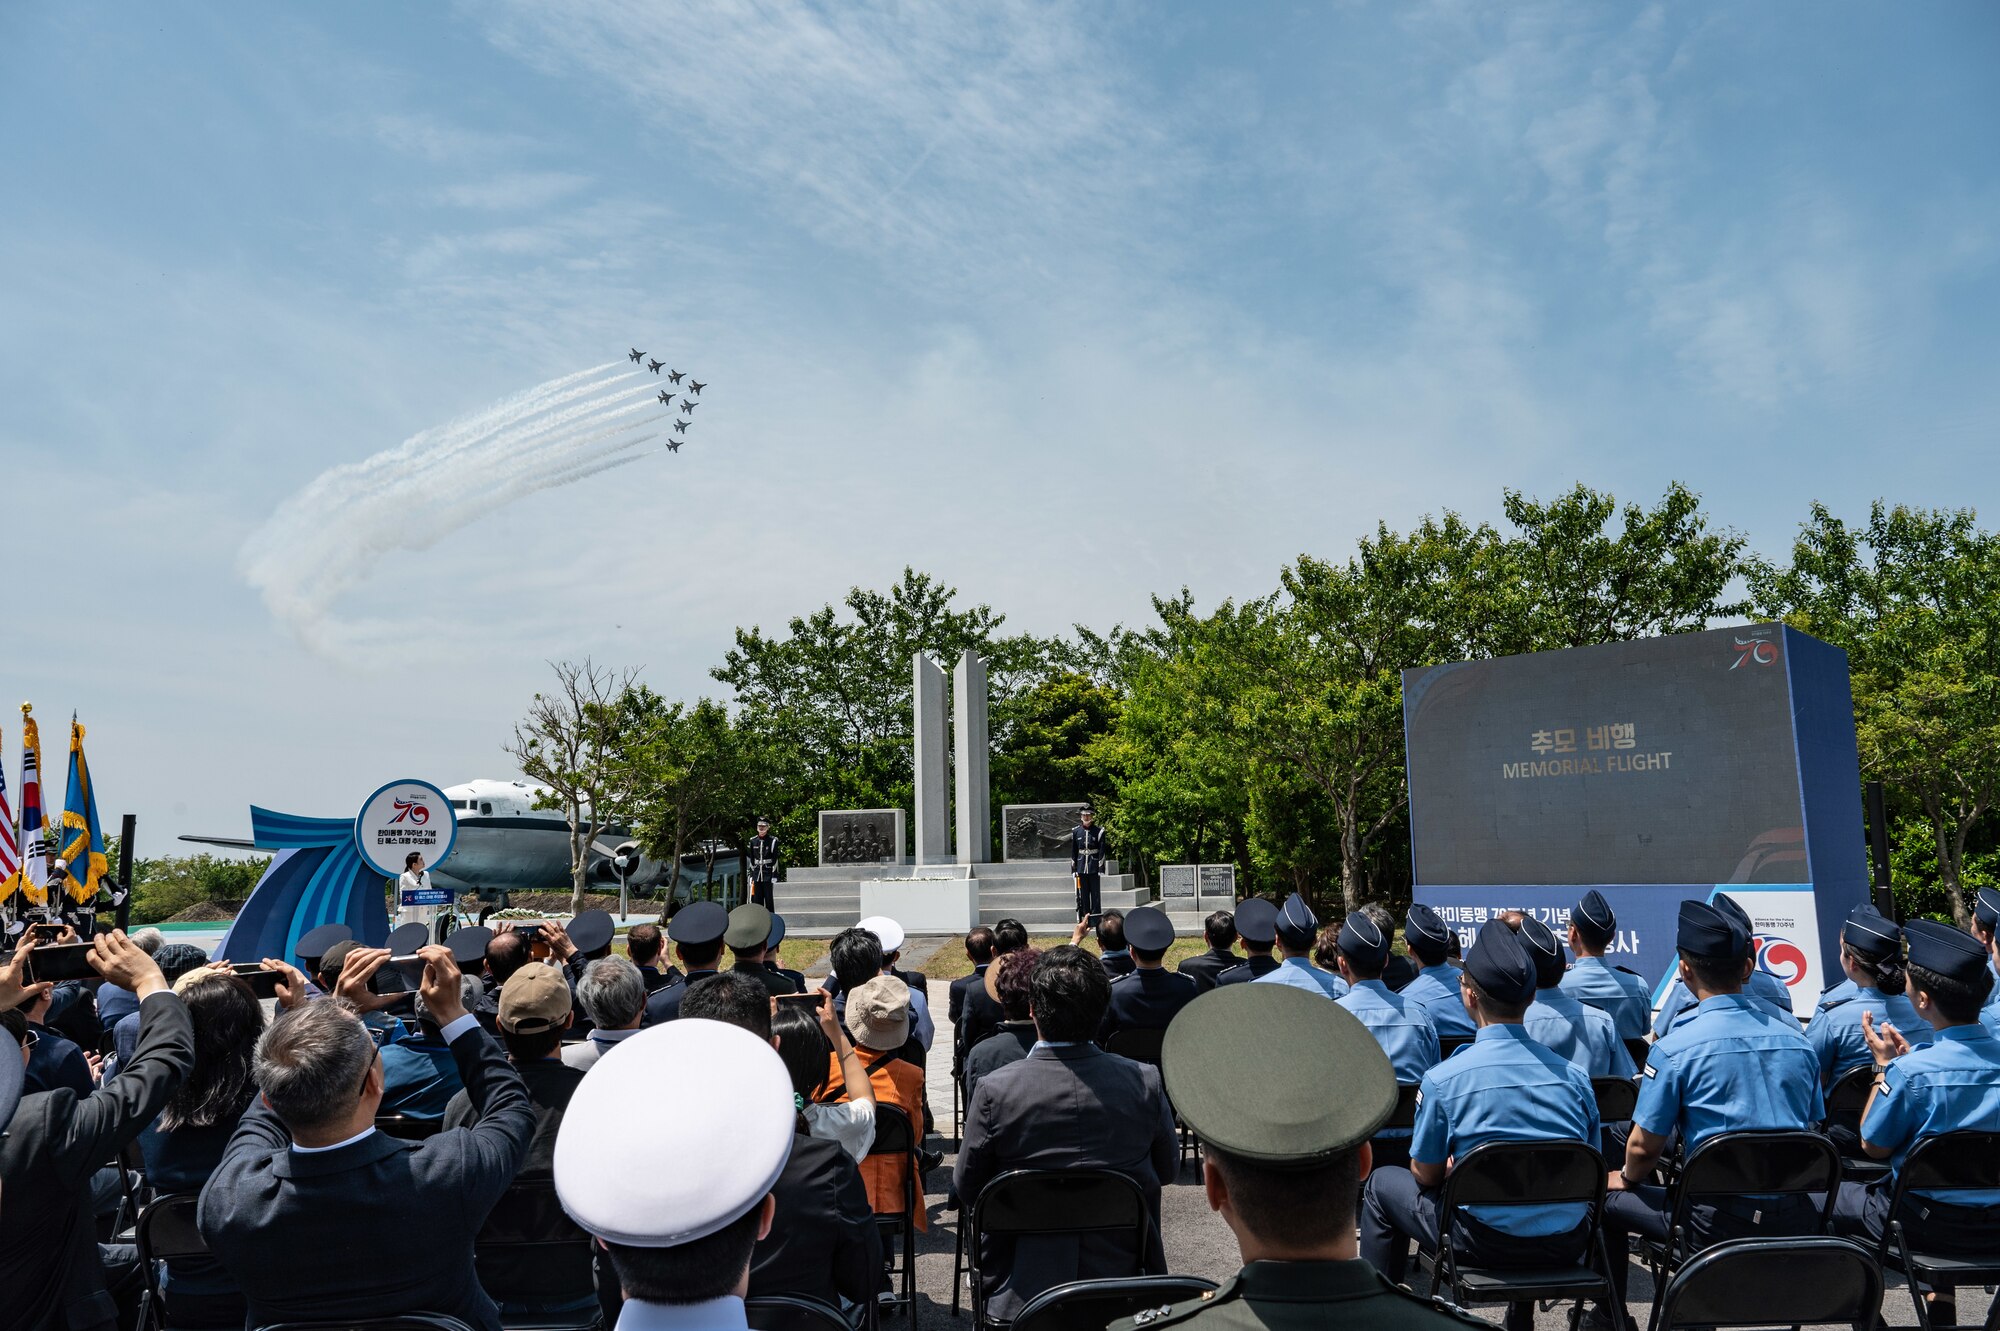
left=1401, top=963, right=1476, bottom=1040
left=1654, top=969, right=1796, bottom=1035
left=1983, top=958, right=2000, bottom=1025
left=1634, top=994, right=1823, bottom=1151
left=1860, top=1024, right=2000, bottom=1205
left=1805, top=979, right=1933, bottom=1083
left=1338, top=978, right=1440, bottom=1084
left=1525, top=989, right=1637, bottom=1079
left=1252, top=956, right=1348, bottom=1000
left=1558, top=956, right=1653, bottom=1042
left=1410, top=1024, right=1601, bottom=1237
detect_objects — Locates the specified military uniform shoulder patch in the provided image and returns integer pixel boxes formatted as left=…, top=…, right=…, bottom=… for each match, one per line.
left=1613, top=965, right=1643, bottom=977
left=1108, top=1277, right=1237, bottom=1329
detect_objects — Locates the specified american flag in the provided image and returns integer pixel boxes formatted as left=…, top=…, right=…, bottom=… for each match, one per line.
left=0, top=726, right=15, bottom=883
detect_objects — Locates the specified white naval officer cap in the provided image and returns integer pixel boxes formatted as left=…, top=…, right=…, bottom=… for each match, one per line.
left=856, top=914, right=906, bottom=954
left=553, top=1019, right=793, bottom=1247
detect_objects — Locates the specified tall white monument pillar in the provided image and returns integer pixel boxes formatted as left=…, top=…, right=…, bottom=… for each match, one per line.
left=954, top=650, right=991, bottom=864
left=913, top=652, right=951, bottom=865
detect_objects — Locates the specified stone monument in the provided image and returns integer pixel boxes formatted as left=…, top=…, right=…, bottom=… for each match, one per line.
left=954, top=649, right=992, bottom=864
left=817, top=809, right=907, bottom=867
left=913, top=652, right=951, bottom=865
left=1001, top=802, right=1090, bottom=861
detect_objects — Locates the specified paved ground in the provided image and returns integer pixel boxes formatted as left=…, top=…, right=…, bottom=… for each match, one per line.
left=896, top=974, right=1992, bottom=1331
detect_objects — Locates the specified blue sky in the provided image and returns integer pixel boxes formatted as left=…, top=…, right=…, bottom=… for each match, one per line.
left=3, top=2, right=1996, bottom=848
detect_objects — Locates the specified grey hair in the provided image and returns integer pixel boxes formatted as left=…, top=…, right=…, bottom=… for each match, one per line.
left=413, top=974, right=483, bottom=1027
left=578, top=956, right=646, bottom=1029
left=128, top=928, right=165, bottom=956
left=254, top=999, right=377, bottom=1133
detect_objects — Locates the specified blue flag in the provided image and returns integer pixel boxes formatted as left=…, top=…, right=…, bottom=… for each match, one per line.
left=58, top=719, right=106, bottom=905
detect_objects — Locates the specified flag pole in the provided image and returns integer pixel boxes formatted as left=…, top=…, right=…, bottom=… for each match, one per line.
left=116, top=813, right=136, bottom=932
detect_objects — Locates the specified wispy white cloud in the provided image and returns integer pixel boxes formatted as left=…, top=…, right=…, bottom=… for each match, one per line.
left=433, top=171, right=593, bottom=212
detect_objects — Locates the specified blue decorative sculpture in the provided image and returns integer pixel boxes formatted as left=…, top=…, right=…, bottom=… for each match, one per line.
left=216, top=806, right=391, bottom=963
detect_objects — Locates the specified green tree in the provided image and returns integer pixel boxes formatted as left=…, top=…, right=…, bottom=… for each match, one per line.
left=1752, top=502, right=2000, bottom=926
left=991, top=670, right=1119, bottom=810
left=128, top=852, right=271, bottom=924
left=505, top=658, right=642, bottom=913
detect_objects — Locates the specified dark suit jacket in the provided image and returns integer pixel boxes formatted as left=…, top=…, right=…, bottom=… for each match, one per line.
left=643, top=968, right=721, bottom=1025
left=1177, top=948, right=1241, bottom=992
left=1099, top=969, right=1200, bottom=1041
left=962, top=1023, right=1036, bottom=1107
left=949, top=965, right=990, bottom=1027
left=749, top=1130, right=882, bottom=1307
left=199, top=1021, right=535, bottom=1331
left=0, top=990, right=194, bottom=1331
left=957, top=984, right=1006, bottom=1067
left=953, top=1044, right=1177, bottom=1321
left=1214, top=954, right=1280, bottom=986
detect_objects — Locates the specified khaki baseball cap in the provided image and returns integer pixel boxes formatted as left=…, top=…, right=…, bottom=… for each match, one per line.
left=845, top=974, right=911, bottom=1052
left=499, top=962, right=573, bottom=1034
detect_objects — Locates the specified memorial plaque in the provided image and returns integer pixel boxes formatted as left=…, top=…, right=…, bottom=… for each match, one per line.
left=1001, top=803, right=1088, bottom=862
left=1196, top=864, right=1236, bottom=910
left=1160, top=864, right=1197, bottom=901
left=818, top=809, right=906, bottom=867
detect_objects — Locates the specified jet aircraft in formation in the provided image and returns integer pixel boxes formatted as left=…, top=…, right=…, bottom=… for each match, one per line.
left=672, top=419, right=689, bottom=434
left=681, top=399, right=698, bottom=413
left=667, top=369, right=685, bottom=385
left=666, top=439, right=682, bottom=452
left=628, top=348, right=645, bottom=363
left=689, top=381, right=705, bottom=395
left=658, top=390, right=674, bottom=404
left=647, top=358, right=665, bottom=374
left=631, top=344, right=710, bottom=455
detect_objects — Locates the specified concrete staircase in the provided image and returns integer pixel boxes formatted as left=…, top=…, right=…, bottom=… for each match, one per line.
left=776, top=860, right=1189, bottom=936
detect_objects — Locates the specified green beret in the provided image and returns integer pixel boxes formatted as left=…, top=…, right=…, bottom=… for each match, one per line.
left=1163, top=985, right=1396, bottom=1164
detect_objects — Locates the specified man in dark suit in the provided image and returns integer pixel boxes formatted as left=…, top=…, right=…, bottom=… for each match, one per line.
left=1177, top=910, right=1240, bottom=991
left=623, top=922, right=679, bottom=994
left=1100, top=907, right=1200, bottom=1043
left=949, top=926, right=998, bottom=1029
left=1, top=931, right=194, bottom=1331
left=957, top=919, right=1026, bottom=1066
left=200, top=944, right=534, bottom=1331
left=955, top=945, right=1179, bottom=1322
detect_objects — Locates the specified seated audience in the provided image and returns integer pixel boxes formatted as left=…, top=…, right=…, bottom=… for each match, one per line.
left=564, top=956, right=647, bottom=1070
left=1975, top=887, right=2000, bottom=1031
left=772, top=995, right=876, bottom=1162
left=476, top=928, right=535, bottom=1028
left=956, top=918, right=1026, bottom=1058
left=1362, top=920, right=1599, bottom=1331
left=1831, top=919, right=2000, bottom=1325
left=763, top=914, right=808, bottom=992
left=1600, top=901, right=1825, bottom=1325
left=0, top=932, right=193, bottom=1331
left=1144, top=981, right=1497, bottom=1330
left=93, top=927, right=163, bottom=1030
left=681, top=972, right=882, bottom=1313
left=315, top=939, right=407, bottom=1046
left=1215, top=898, right=1281, bottom=986
left=645, top=901, right=729, bottom=1023
left=1398, top=905, right=1474, bottom=1039
left=1371, top=902, right=1420, bottom=992
left=963, top=948, right=1040, bottom=1106
left=1559, top=890, right=1652, bottom=1040
left=1093, top=910, right=1134, bottom=976
left=349, top=948, right=483, bottom=1120
left=1099, top=906, right=1200, bottom=1041
left=1652, top=892, right=1796, bottom=1033
left=552, top=1020, right=788, bottom=1326
left=948, top=925, right=998, bottom=1062
left=623, top=921, right=678, bottom=994
left=22, top=979, right=95, bottom=1097
left=954, top=945, right=1177, bottom=1322
left=136, top=968, right=269, bottom=1328
left=830, top=974, right=930, bottom=1232
left=856, top=915, right=935, bottom=1050
left=1254, top=894, right=1347, bottom=999
left=111, top=941, right=210, bottom=1068
left=726, top=903, right=799, bottom=996
left=1517, top=915, right=1636, bottom=1078
left=1176, top=910, right=1239, bottom=991
left=199, top=945, right=532, bottom=1331
left=1809, top=903, right=1932, bottom=1088
left=1332, top=909, right=1439, bottom=1168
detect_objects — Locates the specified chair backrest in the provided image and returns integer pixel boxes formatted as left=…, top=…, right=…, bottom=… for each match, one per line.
left=1437, top=1140, right=1605, bottom=1212
left=1592, top=1076, right=1638, bottom=1123
left=375, top=1113, right=444, bottom=1141
left=475, top=1176, right=595, bottom=1299
left=972, top=1169, right=1150, bottom=1246
left=1104, top=1028, right=1166, bottom=1067
left=1624, top=1037, right=1651, bottom=1071
left=1438, top=1035, right=1474, bottom=1059
left=866, top=1103, right=917, bottom=1159
left=1826, top=1063, right=1876, bottom=1115
left=1676, top=1129, right=1841, bottom=1202
left=135, top=1192, right=209, bottom=1263
left=258, top=1316, right=480, bottom=1331
left=744, top=1294, right=852, bottom=1331
left=1011, top=1275, right=1220, bottom=1331
left=1654, top=1237, right=1882, bottom=1330
left=1893, top=1129, right=2000, bottom=1196
left=1383, top=1083, right=1421, bottom=1131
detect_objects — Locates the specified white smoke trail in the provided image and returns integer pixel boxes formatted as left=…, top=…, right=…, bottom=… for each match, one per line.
left=240, top=364, right=672, bottom=662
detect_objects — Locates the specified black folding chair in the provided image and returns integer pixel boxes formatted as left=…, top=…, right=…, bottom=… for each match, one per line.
left=744, top=1294, right=853, bottom=1331
left=473, top=1177, right=601, bottom=1329
left=1010, top=1275, right=1219, bottom=1331
left=866, top=1104, right=920, bottom=1323
left=135, top=1193, right=236, bottom=1331
left=1870, top=1130, right=2000, bottom=1331
left=113, top=1133, right=152, bottom=1238
left=1385, top=1082, right=1421, bottom=1130
left=1413, top=1140, right=1614, bottom=1326
left=1823, top=1064, right=1890, bottom=1184
left=374, top=1113, right=445, bottom=1140
left=952, top=1169, right=1151, bottom=1328
left=1636, top=1130, right=1841, bottom=1331
left=1592, top=1076, right=1638, bottom=1123
left=260, top=1317, right=479, bottom=1331
left=1104, top=1028, right=1193, bottom=1166
left=1624, top=1037, right=1652, bottom=1071
left=1438, top=1035, right=1474, bottom=1060
left=1652, top=1236, right=1882, bottom=1331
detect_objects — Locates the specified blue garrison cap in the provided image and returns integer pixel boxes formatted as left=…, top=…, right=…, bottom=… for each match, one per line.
left=1842, top=903, right=1902, bottom=960
left=1125, top=906, right=1176, bottom=952
left=1406, top=903, right=1451, bottom=950
left=1336, top=911, right=1391, bottom=968
left=1975, top=887, right=2000, bottom=930
left=1677, top=900, right=1745, bottom=961
left=1573, top=890, right=1616, bottom=936
left=1712, top=894, right=1758, bottom=959
left=1275, top=893, right=1320, bottom=948
left=766, top=913, right=789, bottom=950
left=1905, top=919, right=1990, bottom=985
left=1234, top=898, right=1278, bottom=945
left=1518, top=914, right=1566, bottom=987
left=668, top=900, right=728, bottom=947
left=1464, top=918, right=1536, bottom=1005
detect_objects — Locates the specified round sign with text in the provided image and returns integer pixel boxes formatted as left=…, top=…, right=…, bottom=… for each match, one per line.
left=354, top=779, right=459, bottom=879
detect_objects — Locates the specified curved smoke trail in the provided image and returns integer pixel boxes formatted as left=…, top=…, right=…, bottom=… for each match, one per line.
left=240, top=364, right=669, bottom=661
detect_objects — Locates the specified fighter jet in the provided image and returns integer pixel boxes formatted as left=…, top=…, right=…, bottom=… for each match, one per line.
left=680, top=399, right=698, bottom=413
left=628, top=348, right=645, bottom=363
left=667, top=370, right=684, bottom=385
left=672, top=419, right=689, bottom=434
left=666, top=439, right=683, bottom=452
left=689, top=381, right=705, bottom=395
left=658, top=390, right=673, bottom=404
left=647, top=358, right=665, bottom=374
